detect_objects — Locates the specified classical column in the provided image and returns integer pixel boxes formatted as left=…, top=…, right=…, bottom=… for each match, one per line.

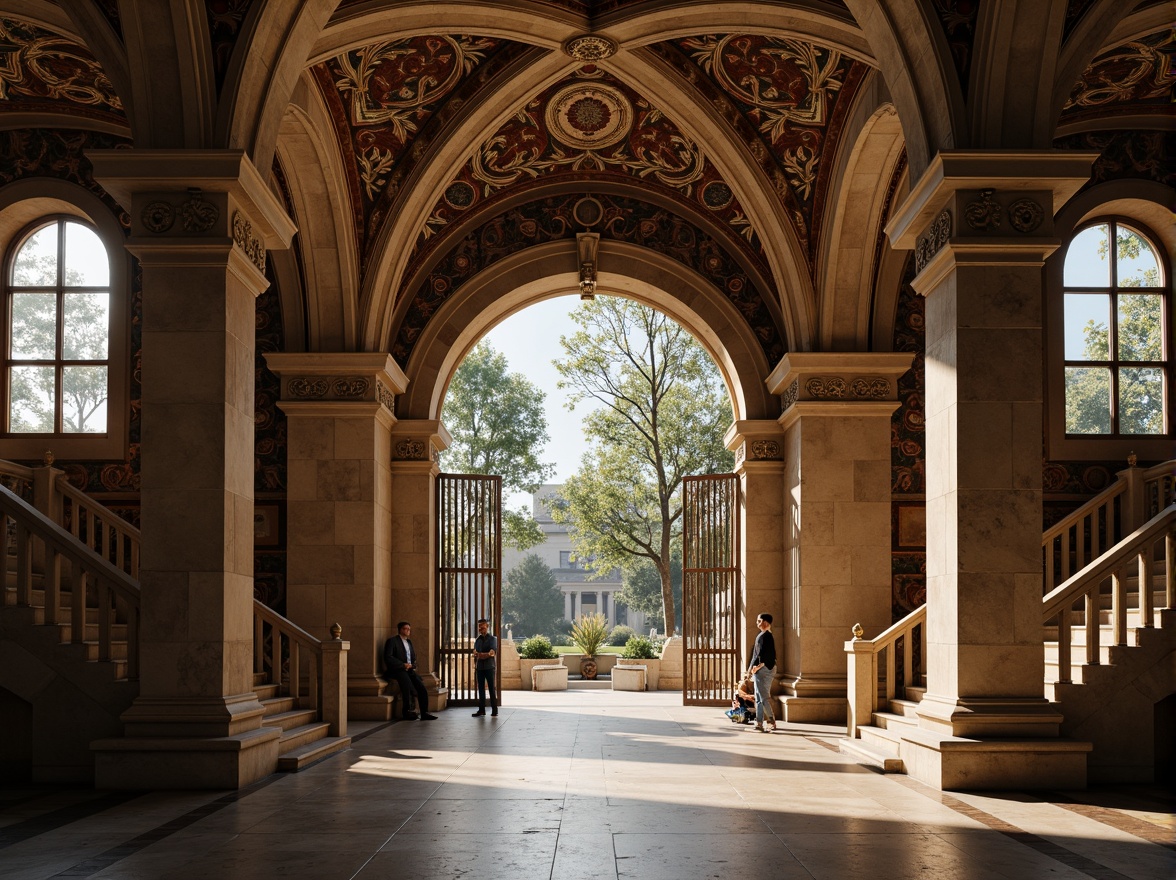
left=266, top=353, right=407, bottom=720
left=886, top=151, right=1097, bottom=789
left=564, top=590, right=572, bottom=621
left=88, top=151, right=295, bottom=789
left=389, top=420, right=450, bottom=712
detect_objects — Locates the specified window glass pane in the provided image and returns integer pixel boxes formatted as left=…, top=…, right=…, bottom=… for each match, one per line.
left=63, top=293, right=109, bottom=360
left=8, top=365, right=55, bottom=432
left=11, top=224, right=58, bottom=286
left=61, top=365, right=108, bottom=433
left=1063, top=293, right=1110, bottom=360
left=64, top=222, right=109, bottom=287
left=1065, top=366, right=1111, bottom=434
left=1117, top=294, right=1163, bottom=362
left=1063, top=223, right=1110, bottom=287
left=1118, top=367, right=1164, bottom=435
left=1115, top=226, right=1161, bottom=288
left=10, top=293, right=57, bottom=359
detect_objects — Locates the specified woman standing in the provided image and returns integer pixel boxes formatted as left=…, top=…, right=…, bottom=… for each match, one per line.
left=747, top=613, right=776, bottom=732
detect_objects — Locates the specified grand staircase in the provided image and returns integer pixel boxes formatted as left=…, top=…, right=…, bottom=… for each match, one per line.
left=841, top=460, right=1175, bottom=784
left=1, top=460, right=350, bottom=784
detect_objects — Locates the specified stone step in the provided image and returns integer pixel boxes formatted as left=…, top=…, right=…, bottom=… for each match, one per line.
left=568, top=679, right=612, bottom=689
left=264, top=708, right=316, bottom=732
left=887, top=698, right=921, bottom=718
left=78, top=640, right=129, bottom=662
left=904, top=684, right=926, bottom=702
left=276, top=735, right=351, bottom=772
left=274, top=721, right=331, bottom=754
left=254, top=683, right=280, bottom=701
left=839, top=734, right=903, bottom=773
left=871, top=710, right=918, bottom=733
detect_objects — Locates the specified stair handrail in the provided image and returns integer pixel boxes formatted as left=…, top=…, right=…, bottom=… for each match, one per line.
left=0, top=459, right=33, bottom=483
left=1, top=484, right=140, bottom=679
left=1043, top=459, right=1176, bottom=592
left=1042, top=502, right=1175, bottom=685
left=54, top=474, right=141, bottom=579
left=253, top=600, right=348, bottom=737
left=844, top=604, right=926, bottom=737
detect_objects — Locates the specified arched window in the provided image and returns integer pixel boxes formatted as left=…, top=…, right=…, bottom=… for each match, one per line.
left=1060, top=219, right=1170, bottom=440
left=5, top=217, right=112, bottom=437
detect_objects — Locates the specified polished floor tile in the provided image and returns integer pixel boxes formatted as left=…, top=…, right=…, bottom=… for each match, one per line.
left=0, top=690, right=1171, bottom=880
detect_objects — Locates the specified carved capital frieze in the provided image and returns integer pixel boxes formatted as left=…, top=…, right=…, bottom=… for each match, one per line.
left=749, top=440, right=782, bottom=460
left=232, top=210, right=266, bottom=272
left=376, top=381, right=396, bottom=416
left=914, top=210, right=951, bottom=273
left=956, top=189, right=1050, bottom=238
left=285, top=375, right=375, bottom=402
left=803, top=375, right=891, bottom=401
left=137, top=188, right=223, bottom=237
left=780, top=378, right=799, bottom=412
left=393, top=439, right=429, bottom=461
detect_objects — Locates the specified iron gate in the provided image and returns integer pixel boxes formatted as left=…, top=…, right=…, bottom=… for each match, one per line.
left=435, top=473, right=501, bottom=705
left=682, top=473, right=742, bottom=705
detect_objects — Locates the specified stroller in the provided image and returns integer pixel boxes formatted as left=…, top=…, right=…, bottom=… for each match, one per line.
left=725, top=677, right=756, bottom=724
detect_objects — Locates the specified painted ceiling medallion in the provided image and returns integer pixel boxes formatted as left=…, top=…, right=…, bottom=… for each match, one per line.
left=545, top=83, right=632, bottom=151
left=563, top=35, right=618, bottom=62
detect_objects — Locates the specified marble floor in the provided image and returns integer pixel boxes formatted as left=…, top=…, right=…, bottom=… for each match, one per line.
left=1, top=690, right=1172, bottom=880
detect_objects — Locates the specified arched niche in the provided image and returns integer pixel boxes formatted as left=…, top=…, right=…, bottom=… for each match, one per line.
left=395, top=240, right=779, bottom=425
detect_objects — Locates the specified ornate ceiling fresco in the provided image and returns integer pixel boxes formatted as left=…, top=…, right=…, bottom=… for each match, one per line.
left=652, top=35, right=867, bottom=267
left=311, top=34, right=529, bottom=272
left=928, top=0, right=979, bottom=97
left=207, top=0, right=256, bottom=93
left=412, top=66, right=764, bottom=274
left=90, top=0, right=122, bottom=40
left=0, top=16, right=124, bottom=124
left=394, top=192, right=783, bottom=366
left=1062, top=28, right=1175, bottom=123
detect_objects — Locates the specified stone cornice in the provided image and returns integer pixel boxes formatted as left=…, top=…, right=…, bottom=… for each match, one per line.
left=884, top=150, right=1100, bottom=250
left=390, top=418, right=452, bottom=463
left=265, top=352, right=407, bottom=418
left=767, top=352, right=912, bottom=397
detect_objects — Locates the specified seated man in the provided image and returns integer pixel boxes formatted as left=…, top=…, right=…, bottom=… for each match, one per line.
left=383, top=621, right=437, bottom=720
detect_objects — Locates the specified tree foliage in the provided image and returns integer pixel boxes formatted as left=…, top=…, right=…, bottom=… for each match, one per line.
left=502, top=553, right=564, bottom=638
left=551, top=298, right=733, bottom=635
left=441, top=342, right=554, bottom=548
left=1066, top=230, right=1165, bottom=436
left=619, top=551, right=682, bottom=632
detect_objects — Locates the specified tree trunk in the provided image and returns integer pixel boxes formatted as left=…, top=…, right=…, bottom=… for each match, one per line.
left=659, top=560, right=676, bottom=636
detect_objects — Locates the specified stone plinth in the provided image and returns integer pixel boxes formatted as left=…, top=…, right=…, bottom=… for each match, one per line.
left=658, top=636, right=683, bottom=690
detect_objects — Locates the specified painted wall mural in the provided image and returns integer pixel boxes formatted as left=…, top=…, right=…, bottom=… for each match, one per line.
left=1063, top=28, right=1175, bottom=123
left=890, top=260, right=925, bottom=619
left=206, top=0, right=256, bottom=94
left=395, top=192, right=783, bottom=366
left=928, top=0, right=979, bottom=98
left=1055, top=129, right=1176, bottom=190
left=415, top=67, right=765, bottom=271
left=91, top=1, right=123, bottom=41
left=0, top=17, right=125, bottom=124
left=654, top=35, right=867, bottom=268
left=312, top=34, right=529, bottom=274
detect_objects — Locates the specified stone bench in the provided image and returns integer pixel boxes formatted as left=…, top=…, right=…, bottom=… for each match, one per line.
left=612, top=664, right=647, bottom=691
left=532, top=664, right=568, bottom=691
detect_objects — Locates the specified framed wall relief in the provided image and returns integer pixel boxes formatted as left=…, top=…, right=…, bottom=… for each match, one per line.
left=254, top=503, right=282, bottom=547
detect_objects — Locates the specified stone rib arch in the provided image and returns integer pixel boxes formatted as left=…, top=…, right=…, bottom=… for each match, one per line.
left=817, top=74, right=906, bottom=351
left=395, top=240, right=778, bottom=424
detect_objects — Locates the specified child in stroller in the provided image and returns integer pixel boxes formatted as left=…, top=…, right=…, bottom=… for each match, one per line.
left=725, top=676, right=756, bottom=723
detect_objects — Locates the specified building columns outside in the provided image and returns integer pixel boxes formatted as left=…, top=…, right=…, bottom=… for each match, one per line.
left=266, top=353, right=407, bottom=720
left=886, top=151, right=1098, bottom=789
left=388, top=420, right=451, bottom=711
left=87, top=151, right=296, bottom=788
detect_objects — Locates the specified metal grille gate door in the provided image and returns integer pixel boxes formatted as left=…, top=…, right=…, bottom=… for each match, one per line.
left=435, top=474, right=501, bottom=705
left=682, top=473, right=742, bottom=705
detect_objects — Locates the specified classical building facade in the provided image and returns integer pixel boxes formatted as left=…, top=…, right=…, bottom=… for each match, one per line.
left=0, top=1, right=1172, bottom=792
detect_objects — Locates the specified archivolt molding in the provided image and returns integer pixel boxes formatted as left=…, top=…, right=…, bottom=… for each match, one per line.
left=276, top=74, right=360, bottom=352
left=818, top=77, right=905, bottom=351
left=394, top=240, right=777, bottom=424
left=841, top=0, right=967, bottom=179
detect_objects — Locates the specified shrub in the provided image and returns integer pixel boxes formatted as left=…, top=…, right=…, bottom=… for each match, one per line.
left=518, top=635, right=557, bottom=659
left=570, top=612, right=610, bottom=656
left=607, top=625, right=637, bottom=647
left=620, top=635, right=659, bottom=659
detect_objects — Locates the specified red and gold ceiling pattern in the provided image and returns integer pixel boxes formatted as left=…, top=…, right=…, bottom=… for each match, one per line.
left=414, top=67, right=764, bottom=273
left=1063, top=28, right=1175, bottom=123
left=0, top=17, right=124, bottom=123
left=657, top=35, right=868, bottom=265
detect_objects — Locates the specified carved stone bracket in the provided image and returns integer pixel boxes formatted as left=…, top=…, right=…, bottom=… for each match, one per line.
left=577, top=232, right=599, bottom=299
left=915, top=210, right=951, bottom=273
left=232, top=210, right=266, bottom=272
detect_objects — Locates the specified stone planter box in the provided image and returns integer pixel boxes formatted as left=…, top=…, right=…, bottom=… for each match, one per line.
left=519, top=658, right=555, bottom=689
left=532, top=664, right=568, bottom=691
left=612, top=665, right=647, bottom=691
left=614, top=659, right=660, bottom=689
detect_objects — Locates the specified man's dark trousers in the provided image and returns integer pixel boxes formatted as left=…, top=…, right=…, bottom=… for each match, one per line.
left=476, top=668, right=497, bottom=713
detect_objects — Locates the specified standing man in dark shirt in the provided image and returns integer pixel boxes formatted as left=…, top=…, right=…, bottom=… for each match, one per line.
left=471, top=618, right=498, bottom=717
left=384, top=621, right=437, bottom=721
left=747, top=613, right=777, bottom=732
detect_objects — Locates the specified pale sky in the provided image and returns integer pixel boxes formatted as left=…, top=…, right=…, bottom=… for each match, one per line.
left=478, top=295, right=602, bottom=511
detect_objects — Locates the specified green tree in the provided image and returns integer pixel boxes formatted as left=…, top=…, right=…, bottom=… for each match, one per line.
left=9, top=254, right=108, bottom=434
left=551, top=297, right=733, bottom=635
left=502, top=553, right=564, bottom=638
left=1066, top=230, right=1165, bottom=435
left=619, top=550, right=682, bottom=632
left=441, top=341, right=554, bottom=548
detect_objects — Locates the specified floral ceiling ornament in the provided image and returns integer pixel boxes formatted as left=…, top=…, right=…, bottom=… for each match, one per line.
left=964, top=189, right=1002, bottom=231
left=563, top=35, right=618, bottom=62
left=0, top=17, right=123, bottom=115
left=1007, top=197, right=1044, bottom=233
left=1065, top=30, right=1176, bottom=113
